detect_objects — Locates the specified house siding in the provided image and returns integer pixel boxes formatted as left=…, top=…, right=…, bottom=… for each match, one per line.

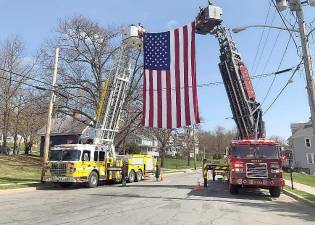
left=292, top=136, right=315, bottom=174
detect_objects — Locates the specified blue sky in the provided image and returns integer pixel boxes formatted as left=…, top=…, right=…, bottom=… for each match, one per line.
left=0, top=0, right=314, bottom=139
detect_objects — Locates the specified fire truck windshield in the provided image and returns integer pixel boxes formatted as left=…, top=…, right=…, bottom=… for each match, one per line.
left=231, top=145, right=279, bottom=159
left=49, top=149, right=81, bottom=161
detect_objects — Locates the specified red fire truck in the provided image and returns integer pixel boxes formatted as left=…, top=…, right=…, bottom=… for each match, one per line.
left=196, top=2, right=284, bottom=197
left=227, top=139, right=284, bottom=197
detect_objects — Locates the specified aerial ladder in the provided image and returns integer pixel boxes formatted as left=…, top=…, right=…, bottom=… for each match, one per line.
left=197, top=3, right=284, bottom=196
left=196, top=3, right=265, bottom=140
left=93, top=25, right=144, bottom=157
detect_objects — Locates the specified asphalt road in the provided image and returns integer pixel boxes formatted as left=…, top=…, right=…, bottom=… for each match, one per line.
left=0, top=171, right=314, bottom=225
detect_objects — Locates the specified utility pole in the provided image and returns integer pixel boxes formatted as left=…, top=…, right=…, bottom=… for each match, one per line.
left=288, top=0, right=315, bottom=139
left=43, top=48, right=60, bottom=163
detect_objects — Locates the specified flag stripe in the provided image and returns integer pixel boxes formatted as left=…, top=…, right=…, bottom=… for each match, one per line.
left=191, top=22, right=200, bottom=123
left=161, top=71, right=167, bottom=128
left=153, top=70, right=158, bottom=127
left=183, top=25, right=191, bottom=125
left=170, top=30, right=177, bottom=128
left=174, top=28, right=181, bottom=128
left=166, top=70, right=172, bottom=128
left=142, top=70, right=147, bottom=126
left=149, top=70, right=154, bottom=127
left=179, top=26, right=186, bottom=127
left=145, top=70, right=150, bottom=126
left=157, top=70, right=162, bottom=128
left=187, top=25, right=195, bottom=124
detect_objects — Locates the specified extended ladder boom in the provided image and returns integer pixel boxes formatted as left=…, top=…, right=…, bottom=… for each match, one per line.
left=196, top=4, right=265, bottom=139
left=94, top=25, right=144, bottom=147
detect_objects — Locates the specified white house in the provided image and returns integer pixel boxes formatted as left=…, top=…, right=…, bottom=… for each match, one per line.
left=125, top=134, right=159, bottom=156
left=289, top=121, right=315, bottom=174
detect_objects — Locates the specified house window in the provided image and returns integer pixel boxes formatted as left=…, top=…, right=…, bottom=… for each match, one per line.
left=305, top=138, right=311, bottom=148
left=306, top=153, right=315, bottom=164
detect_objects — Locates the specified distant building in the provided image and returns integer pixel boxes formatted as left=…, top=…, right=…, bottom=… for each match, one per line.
left=289, top=121, right=315, bottom=174
left=125, top=134, right=159, bottom=156
left=169, top=130, right=199, bottom=158
left=0, top=133, right=24, bottom=145
left=37, top=115, right=94, bottom=156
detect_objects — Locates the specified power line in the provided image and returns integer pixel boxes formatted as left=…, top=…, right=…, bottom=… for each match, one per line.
left=0, top=74, right=49, bottom=91
left=263, top=59, right=303, bottom=115
left=0, top=66, right=51, bottom=86
left=142, top=64, right=300, bottom=91
left=251, top=2, right=273, bottom=72
left=253, top=9, right=277, bottom=75
left=261, top=18, right=297, bottom=105
left=270, top=0, right=301, bottom=56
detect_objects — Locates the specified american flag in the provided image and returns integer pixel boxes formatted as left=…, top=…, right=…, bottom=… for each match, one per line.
left=142, top=22, right=200, bottom=129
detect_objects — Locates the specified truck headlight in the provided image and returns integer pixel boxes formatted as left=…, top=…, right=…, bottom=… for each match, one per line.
left=271, top=163, right=281, bottom=173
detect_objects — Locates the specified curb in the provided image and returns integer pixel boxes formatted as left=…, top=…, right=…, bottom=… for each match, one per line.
left=282, top=189, right=315, bottom=207
left=0, top=181, right=39, bottom=186
left=161, top=169, right=198, bottom=176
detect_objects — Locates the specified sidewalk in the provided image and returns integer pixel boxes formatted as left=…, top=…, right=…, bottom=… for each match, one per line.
left=285, top=179, right=315, bottom=195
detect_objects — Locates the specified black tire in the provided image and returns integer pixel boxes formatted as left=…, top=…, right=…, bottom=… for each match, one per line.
left=128, top=170, right=135, bottom=183
left=58, top=182, right=72, bottom=188
left=135, top=170, right=143, bottom=182
left=229, top=184, right=239, bottom=195
left=87, top=171, right=99, bottom=188
left=269, top=187, right=281, bottom=198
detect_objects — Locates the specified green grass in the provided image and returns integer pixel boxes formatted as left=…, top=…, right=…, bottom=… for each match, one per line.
left=284, top=185, right=315, bottom=201
left=163, top=158, right=202, bottom=169
left=283, top=172, right=315, bottom=188
left=0, top=155, right=42, bottom=189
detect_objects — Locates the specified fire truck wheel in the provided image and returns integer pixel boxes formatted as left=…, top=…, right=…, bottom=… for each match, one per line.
left=128, top=170, right=135, bottom=183
left=87, top=171, right=99, bottom=188
left=135, top=170, right=143, bottom=182
left=269, top=187, right=281, bottom=198
left=229, top=184, right=239, bottom=194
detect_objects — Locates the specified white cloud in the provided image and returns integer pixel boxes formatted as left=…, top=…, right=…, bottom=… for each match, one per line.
left=166, top=20, right=179, bottom=30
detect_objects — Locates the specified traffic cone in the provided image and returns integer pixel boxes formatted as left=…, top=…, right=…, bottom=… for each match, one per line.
left=194, top=178, right=202, bottom=191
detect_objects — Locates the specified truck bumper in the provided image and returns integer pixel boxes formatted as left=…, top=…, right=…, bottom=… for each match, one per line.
left=42, top=176, right=87, bottom=183
left=230, top=177, right=284, bottom=188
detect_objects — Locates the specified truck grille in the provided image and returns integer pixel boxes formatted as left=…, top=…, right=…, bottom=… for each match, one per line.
left=246, top=163, right=268, bottom=178
left=50, top=163, right=67, bottom=176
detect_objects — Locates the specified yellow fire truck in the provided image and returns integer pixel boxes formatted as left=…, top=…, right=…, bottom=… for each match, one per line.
left=41, top=25, right=159, bottom=188
left=42, top=144, right=157, bottom=187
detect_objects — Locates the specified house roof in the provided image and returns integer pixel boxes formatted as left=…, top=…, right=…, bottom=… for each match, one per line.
left=38, top=116, right=91, bottom=136
left=291, top=123, right=313, bottom=138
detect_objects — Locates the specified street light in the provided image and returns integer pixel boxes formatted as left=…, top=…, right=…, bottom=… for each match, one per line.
left=233, top=0, right=315, bottom=146
left=232, top=25, right=299, bottom=34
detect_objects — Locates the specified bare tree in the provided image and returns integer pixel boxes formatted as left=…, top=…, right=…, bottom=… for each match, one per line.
left=39, top=15, right=144, bottom=142
left=148, top=128, right=173, bottom=167
left=269, top=135, right=287, bottom=145
left=0, top=37, right=36, bottom=153
left=16, top=90, right=48, bottom=154
left=197, top=126, right=236, bottom=159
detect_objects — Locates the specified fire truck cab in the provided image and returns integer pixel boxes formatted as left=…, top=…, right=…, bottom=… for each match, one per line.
left=227, top=139, right=284, bottom=197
